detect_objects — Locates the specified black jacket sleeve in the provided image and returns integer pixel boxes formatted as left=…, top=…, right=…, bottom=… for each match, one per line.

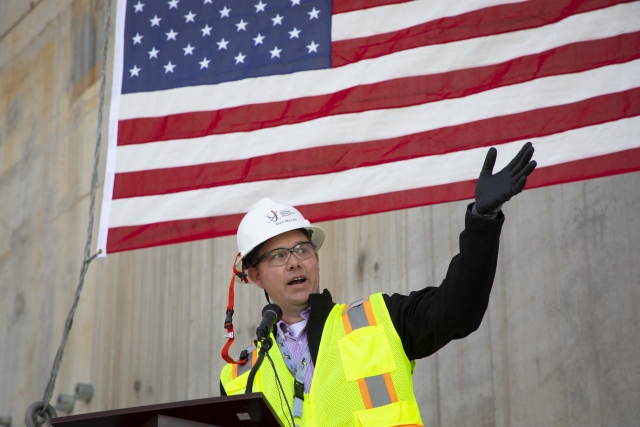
left=383, top=203, right=504, bottom=360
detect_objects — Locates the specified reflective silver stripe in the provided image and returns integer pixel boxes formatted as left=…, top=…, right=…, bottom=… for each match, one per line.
left=237, top=351, right=254, bottom=377
left=345, top=298, right=364, bottom=312
left=344, top=297, right=397, bottom=411
left=364, top=375, right=392, bottom=408
left=346, top=303, right=369, bottom=331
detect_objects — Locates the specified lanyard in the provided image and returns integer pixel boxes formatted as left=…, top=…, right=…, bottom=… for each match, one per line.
left=275, top=328, right=311, bottom=426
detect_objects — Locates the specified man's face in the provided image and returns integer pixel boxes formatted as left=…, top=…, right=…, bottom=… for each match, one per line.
left=248, top=230, right=320, bottom=317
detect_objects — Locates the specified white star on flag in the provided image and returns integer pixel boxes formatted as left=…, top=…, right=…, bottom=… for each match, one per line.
left=255, top=1, right=267, bottom=12
left=288, top=27, right=301, bottom=38
left=217, top=38, right=229, bottom=50
left=168, top=0, right=179, bottom=9
left=201, top=24, right=212, bottom=36
left=129, top=65, right=141, bottom=76
left=183, top=44, right=195, bottom=55
left=308, top=8, right=320, bottom=19
left=150, top=15, right=161, bottom=27
left=164, top=61, right=176, bottom=73
left=166, top=29, right=178, bottom=40
left=132, top=33, right=143, bottom=45
left=306, top=40, right=319, bottom=53
left=236, top=19, right=248, bottom=31
left=272, top=14, right=283, bottom=25
left=199, top=57, right=210, bottom=69
left=184, top=11, right=196, bottom=22
left=134, top=1, right=144, bottom=12
left=253, top=33, right=265, bottom=45
left=234, top=52, right=246, bottom=64
left=147, top=47, right=159, bottom=58
left=204, top=0, right=213, bottom=4
left=219, top=6, right=231, bottom=18
left=269, top=46, right=282, bottom=58
left=290, top=0, right=300, bottom=5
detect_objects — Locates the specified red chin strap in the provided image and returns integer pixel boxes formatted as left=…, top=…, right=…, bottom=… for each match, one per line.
left=221, top=252, right=249, bottom=365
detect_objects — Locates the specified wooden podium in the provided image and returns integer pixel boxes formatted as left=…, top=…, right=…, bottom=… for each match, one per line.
left=51, top=393, right=283, bottom=427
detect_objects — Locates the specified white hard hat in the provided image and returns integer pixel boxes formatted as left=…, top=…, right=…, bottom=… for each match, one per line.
left=235, top=198, right=325, bottom=281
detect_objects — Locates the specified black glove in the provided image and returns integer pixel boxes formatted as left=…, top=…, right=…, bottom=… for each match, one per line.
left=474, top=142, right=537, bottom=215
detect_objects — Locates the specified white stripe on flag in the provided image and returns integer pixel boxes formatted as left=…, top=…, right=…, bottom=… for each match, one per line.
left=332, top=0, right=526, bottom=41
left=109, top=115, right=640, bottom=227
left=117, top=1, right=640, bottom=120
left=115, top=59, right=640, bottom=173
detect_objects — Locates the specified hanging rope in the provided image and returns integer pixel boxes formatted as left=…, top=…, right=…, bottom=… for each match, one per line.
left=26, top=1, right=111, bottom=425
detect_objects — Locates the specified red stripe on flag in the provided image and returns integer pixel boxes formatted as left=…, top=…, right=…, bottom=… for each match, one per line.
left=332, top=0, right=631, bottom=67
left=107, top=213, right=245, bottom=254
left=332, top=0, right=412, bottom=15
left=300, top=148, right=640, bottom=222
left=106, top=149, right=640, bottom=253
left=113, top=88, right=640, bottom=198
left=526, top=149, right=640, bottom=189
left=117, top=32, right=640, bottom=146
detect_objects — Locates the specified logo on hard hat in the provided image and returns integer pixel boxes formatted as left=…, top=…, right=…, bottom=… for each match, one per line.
left=265, top=210, right=278, bottom=223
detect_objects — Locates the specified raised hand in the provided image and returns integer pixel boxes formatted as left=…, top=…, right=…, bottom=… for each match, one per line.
left=474, top=142, right=537, bottom=215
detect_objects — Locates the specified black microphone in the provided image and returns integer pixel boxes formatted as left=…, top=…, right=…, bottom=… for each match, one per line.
left=256, top=304, right=282, bottom=340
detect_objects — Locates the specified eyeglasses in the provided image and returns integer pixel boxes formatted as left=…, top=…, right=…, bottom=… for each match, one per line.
left=252, top=242, right=317, bottom=267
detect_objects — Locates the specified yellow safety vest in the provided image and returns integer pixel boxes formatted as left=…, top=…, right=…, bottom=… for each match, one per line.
left=220, top=293, right=423, bottom=427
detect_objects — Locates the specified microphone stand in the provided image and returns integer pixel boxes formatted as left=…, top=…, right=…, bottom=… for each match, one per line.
left=245, top=333, right=273, bottom=394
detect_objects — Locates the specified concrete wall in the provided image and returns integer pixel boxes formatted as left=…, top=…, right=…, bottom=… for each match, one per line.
left=1, top=1, right=638, bottom=426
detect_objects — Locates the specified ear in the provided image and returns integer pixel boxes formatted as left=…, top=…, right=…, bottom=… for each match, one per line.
left=248, top=267, right=264, bottom=289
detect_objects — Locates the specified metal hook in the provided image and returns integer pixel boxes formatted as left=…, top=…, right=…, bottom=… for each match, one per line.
left=25, top=402, right=57, bottom=427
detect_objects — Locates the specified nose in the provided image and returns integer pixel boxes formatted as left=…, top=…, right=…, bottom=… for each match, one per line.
left=287, top=250, right=301, bottom=269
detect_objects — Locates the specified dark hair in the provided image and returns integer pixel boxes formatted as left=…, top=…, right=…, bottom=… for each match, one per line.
left=243, top=228, right=314, bottom=269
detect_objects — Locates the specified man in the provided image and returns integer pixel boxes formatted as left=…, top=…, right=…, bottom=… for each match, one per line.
left=220, top=143, right=537, bottom=427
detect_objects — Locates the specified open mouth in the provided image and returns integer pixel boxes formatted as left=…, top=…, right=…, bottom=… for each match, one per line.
left=287, top=277, right=307, bottom=286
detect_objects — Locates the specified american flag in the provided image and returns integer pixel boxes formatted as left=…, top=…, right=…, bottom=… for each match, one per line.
left=98, top=0, right=640, bottom=254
